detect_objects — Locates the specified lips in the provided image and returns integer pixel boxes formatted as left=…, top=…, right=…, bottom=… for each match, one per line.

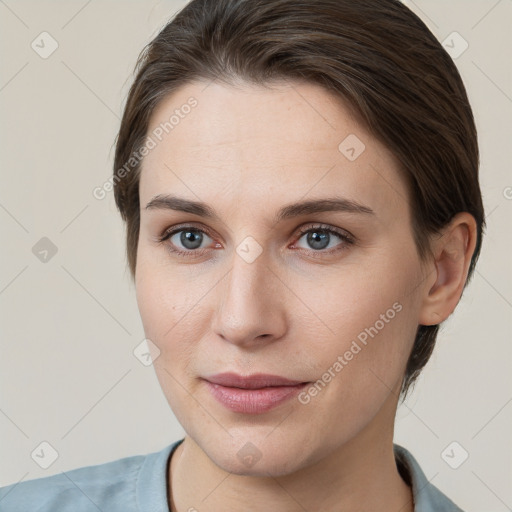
left=204, top=372, right=306, bottom=389
left=202, top=372, right=310, bottom=414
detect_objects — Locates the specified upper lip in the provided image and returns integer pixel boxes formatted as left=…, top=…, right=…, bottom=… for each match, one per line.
left=204, top=372, right=307, bottom=389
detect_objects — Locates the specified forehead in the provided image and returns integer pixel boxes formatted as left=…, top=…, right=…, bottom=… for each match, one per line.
left=139, top=80, right=408, bottom=217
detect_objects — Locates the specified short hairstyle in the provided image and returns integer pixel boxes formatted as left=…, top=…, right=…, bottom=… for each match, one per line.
left=113, top=0, right=485, bottom=398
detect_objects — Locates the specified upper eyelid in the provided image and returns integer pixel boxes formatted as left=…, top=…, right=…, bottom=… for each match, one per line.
left=295, top=223, right=353, bottom=239
left=160, top=222, right=215, bottom=241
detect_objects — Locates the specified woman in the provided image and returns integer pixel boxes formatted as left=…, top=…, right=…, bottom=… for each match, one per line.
left=0, top=0, right=484, bottom=510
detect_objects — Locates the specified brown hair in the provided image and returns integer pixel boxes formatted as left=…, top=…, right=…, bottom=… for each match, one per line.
left=113, top=0, right=484, bottom=397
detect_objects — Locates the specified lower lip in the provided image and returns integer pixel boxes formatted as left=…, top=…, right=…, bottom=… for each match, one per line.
left=204, top=380, right=309, bottom=414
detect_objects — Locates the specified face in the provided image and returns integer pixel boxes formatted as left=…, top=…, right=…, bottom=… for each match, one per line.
left=136, top=79, right=429, bottom=476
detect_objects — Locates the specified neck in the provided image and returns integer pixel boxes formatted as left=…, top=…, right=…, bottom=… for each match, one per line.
left=168, top=418, right=414, bottom=512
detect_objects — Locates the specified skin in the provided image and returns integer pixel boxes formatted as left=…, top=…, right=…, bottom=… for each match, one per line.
left=135, top=79, right=477, bottom=512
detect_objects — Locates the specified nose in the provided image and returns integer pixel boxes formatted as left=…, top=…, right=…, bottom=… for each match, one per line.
left=211, top=245, right=287, bottom=349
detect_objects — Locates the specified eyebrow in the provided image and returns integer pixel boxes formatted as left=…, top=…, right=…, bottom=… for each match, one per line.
left=144, top=194, right=375, bottom=223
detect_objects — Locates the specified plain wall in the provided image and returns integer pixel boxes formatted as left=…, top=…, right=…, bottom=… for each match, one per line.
left=0, top=1, right=511, bottom=510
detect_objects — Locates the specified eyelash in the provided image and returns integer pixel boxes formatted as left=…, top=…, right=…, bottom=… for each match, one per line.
left=156, top=223, right=355, bottom=259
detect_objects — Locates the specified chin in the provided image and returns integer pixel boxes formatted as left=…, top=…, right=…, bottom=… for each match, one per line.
left=215, top=447, right=303, bottom=477
left=196, top=428, right=317, bottom=478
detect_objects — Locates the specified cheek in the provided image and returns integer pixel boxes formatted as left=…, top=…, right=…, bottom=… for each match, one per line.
left=302, top=255, right=422, bottom=398
left=288, top=296, right=416, bottom=446
left=135, top=262, right=201, bottom=417
left=134, top=250, right=214, bottom=379
left=135, top=246, right=204, bottom=340
left=135, top=257, right=180, bottom=365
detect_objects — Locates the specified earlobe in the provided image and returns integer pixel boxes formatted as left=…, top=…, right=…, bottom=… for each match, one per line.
left=418, top=213, right=477, bottom=326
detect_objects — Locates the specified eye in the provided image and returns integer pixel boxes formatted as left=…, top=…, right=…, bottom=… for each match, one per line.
left=157, top=225, right=217, bottom=258
left=292, top=224, right=354, bottom=255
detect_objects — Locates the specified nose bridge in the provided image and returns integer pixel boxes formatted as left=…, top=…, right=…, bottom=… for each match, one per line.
left=212, top=241, right=284, bottom=346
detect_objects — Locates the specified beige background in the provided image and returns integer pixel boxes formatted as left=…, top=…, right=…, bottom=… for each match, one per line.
left=0, top=0, right=511, bottom=509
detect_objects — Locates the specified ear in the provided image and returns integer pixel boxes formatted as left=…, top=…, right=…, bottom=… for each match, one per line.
left=418, top=212, right=478, bottom=326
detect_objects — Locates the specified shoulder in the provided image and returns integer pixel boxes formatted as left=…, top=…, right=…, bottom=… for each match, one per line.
left=394, top=444, right=465, bottom=512
left=0, top=440, right=183, bottom=512
left=0, top=453, right=146, bottom=512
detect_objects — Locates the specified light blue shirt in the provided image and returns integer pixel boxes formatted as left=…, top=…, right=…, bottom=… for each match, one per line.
left=0, top=439, right=464, bottom=511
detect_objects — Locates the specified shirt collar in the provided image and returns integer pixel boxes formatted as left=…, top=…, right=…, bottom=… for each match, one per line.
left=394, top=444, right=464, bottom=511
left=156, top=440, right=462, bottom=512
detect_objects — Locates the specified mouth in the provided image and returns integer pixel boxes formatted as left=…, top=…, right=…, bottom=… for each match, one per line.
left=204, top=372, right=307, bottom=388
left=202, top=372, right=310, bottom=414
